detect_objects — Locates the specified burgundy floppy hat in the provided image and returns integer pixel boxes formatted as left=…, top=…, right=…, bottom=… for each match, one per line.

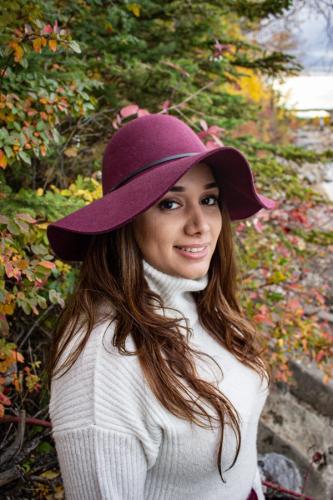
left=47, top=113, right=276, bottom=261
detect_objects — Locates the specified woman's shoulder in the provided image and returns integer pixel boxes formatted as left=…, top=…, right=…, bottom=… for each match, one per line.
left=53, top=301, right=138, bottom=369
left=49, top=309, right=149, bottom=433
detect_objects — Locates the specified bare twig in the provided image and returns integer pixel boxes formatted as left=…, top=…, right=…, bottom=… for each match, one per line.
left=17, top=304, right=56, bottom=351
left=164, top=81, right=216, bottom=115
left=263, top=478, right=315, bottom=499
left=0, top=415, right=51, bottom=428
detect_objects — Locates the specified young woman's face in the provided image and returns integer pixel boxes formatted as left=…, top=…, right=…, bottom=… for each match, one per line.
left=133, top=162, right=222, bottom=279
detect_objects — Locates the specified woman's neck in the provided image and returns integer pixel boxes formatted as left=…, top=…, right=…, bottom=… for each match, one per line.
left=142, top=258, right=208, bottom=321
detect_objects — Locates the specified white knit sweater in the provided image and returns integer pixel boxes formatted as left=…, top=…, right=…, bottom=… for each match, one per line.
left=49, top=259, right=268, bottom=500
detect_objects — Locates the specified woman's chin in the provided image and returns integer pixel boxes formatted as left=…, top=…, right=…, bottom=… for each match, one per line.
left=174, top=261, right=209, bottom=280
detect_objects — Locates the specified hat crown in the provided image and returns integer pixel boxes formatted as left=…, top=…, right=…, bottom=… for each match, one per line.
left=102, top=114, right=206, bottom=194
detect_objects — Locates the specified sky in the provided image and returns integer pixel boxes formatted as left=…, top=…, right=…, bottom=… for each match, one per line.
left=288, top=4, right=333, bottom=74
left=272, top=75, right=333, bottom=110
left=255, top=2, right=333, bottom=110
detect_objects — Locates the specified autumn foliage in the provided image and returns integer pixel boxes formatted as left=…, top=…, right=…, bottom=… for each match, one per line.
left=0, top=0, right=332, bottom=496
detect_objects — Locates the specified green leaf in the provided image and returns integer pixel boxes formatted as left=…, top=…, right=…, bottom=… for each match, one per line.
left=4, top=145, right=13, bottom=158
left=37, top=295, right=47, bottom=309
left=7, top=220, right=21, bottom=235
left=14, top=218, right=29, bottom=234
left=31, top=243, right=48, bottom=256
left=21, top=301, right=32, bottom=315
left=18, top=151, right=31, bottom=164
left=69, top=41, right=81, bottom=53
left=36, top=120, right=45, bottom=131
left=36, top=441, right=54, bottom=454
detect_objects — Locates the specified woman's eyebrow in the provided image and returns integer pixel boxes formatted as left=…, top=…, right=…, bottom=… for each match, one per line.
left=168, top=182, right=218, bottom=192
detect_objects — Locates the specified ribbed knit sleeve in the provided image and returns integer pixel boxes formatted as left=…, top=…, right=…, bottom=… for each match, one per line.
left=49, top=319, right=162, bottom=500
left=252, top=464, right=265, bottom=500
left=54, top=426, right=147, bottom=500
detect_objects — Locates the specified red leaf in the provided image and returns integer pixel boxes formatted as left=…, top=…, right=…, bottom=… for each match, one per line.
left=236, top=222, right=245, bottom=232
left=137, top=109, right=150, bottom=117
left=162, top=100, right=170, bottom=113
left=197, top=130, right=209, bottom=139
left=253, top=219, right=264, bottom=233
left=38, top=260, right=55, bottom=269
left=205, top=141, right=220, bottom=150
left=289, top=209, right=308, bottom=225
left=316, top=350, right=325, bottom=363
left=0, top=392, right=11, bottom=406
left=120, top=104, right=139, bottom=118
left=287, top=298, right=303, bottom=316
left=207, top=125, right=224, bottom=136
left=42, top=24, right=53, bottom=35
left=312, top=289, right=326, bottom=305
left=253, top=305, right=274, bottom=325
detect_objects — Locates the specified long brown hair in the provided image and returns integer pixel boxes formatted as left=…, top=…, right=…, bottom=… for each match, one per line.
left=46, top=202, right=270, bottom=482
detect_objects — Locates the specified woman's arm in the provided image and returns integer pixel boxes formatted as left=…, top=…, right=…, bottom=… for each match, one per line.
left=49, top=319, right=161, bottom=499
left=54, top=425, right=147, bottom=500
left=252, top=464, right=265, bottom=500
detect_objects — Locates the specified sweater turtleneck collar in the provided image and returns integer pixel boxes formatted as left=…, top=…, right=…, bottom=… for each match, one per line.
left=142, top=258, right=208, bottom=320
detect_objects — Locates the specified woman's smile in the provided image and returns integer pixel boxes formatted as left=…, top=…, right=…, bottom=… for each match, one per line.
left=174, top=243, right=209, bottom=259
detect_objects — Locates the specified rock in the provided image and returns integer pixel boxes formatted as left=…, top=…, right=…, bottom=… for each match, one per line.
left=323, top=162, right=333, bottom=182
left=301, top=270, right=326, bottom=289
left=318, top=310, right=333, bottom=323
left=258, top=382, right=333, bottom=499
left=258, top=452, right=303, bottom=492
left=288, top=358, right=333, bottom=418
left=303, top=304, right=320, bottom=316
left=317, top=182, right=333, bottom=202
left=306, top=205, right=333, bottom=232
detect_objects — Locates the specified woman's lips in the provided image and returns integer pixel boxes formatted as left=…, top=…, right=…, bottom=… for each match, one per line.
left=174, top=245, right=209, bottom=259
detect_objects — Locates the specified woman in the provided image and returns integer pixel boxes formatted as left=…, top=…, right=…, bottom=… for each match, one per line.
left=47, top=113, right=276, bottom=500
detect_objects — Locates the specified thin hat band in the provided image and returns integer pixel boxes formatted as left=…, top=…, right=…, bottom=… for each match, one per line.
left=109, top=152, right=200, bottom=192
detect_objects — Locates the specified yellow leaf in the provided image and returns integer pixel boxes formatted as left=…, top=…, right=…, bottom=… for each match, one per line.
left=49, top=39, right=57, bottom=52
left=36, top=222, right=49, bottom=229
left=33, top=37, right=42, bottom=53
left=0, top=150, right=8, bottom=169
left=13, top=351, right=24, bottom=363
left=128, top=3, right=141, bottom=16
left=9, top=41, right=24, bottom=62
left=13, top=372, right=22, bottom=391
left=36, top=188, right=44, bottom=196
left=40, top=144, right=47, bottom=157
left=41, top=470, right=60, bottom=480
left=64, top=146, right=78, bottom=157
left=0, top=303, right=15, bottom=315
left=277, top=338, right=284, bottom=348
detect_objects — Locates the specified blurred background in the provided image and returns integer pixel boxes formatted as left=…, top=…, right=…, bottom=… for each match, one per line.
left=0, top=1, right=332, bottom=498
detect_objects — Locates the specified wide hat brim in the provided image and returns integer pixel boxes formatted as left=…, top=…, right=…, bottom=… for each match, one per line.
left=47, top=146, right=276, bottom=261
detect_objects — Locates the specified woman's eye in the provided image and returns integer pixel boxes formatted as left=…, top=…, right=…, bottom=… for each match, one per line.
left=158, top=199, right=180, bottom=210
left=202, top=195, right=219, bottom=206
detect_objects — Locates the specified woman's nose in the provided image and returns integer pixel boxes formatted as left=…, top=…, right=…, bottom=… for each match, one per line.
left=184, top=206, right=210, bottom=235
